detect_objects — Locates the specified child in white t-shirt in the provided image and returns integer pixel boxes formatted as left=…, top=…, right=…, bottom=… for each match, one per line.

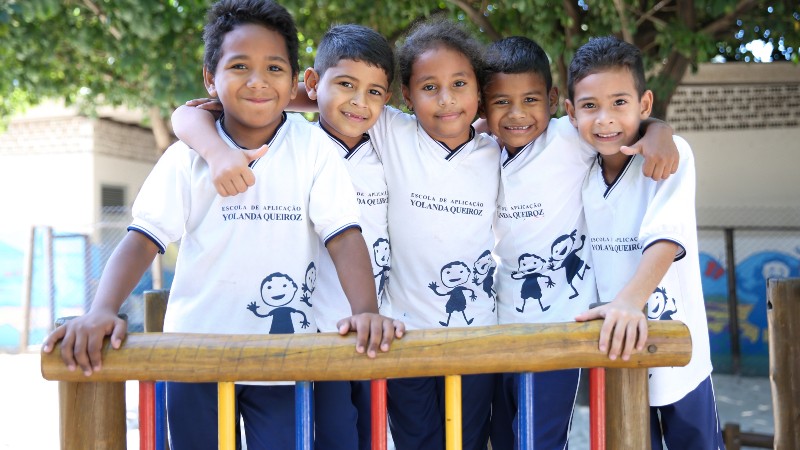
left=567, top=35, right=722, bottom=450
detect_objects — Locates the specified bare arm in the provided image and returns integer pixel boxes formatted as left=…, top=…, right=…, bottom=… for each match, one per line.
left=42, top=232, right=160, bottom=375
left=575, top=240, right=679, bottom=361
left=327, top=228, right=404, bottom=357
left=171, top=105, right=267, bottom=196
left=622, top=118, right=679, bottom=181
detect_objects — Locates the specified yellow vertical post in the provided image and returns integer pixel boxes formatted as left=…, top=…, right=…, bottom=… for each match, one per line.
left=218, top=382, right=236, bottom=450
left=445, top=375, right=462, bottom=450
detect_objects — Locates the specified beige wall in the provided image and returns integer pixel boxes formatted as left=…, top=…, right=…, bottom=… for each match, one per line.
left=0, top=106, right=158, bottom=238
left=666, top=62, right=800, bottom=228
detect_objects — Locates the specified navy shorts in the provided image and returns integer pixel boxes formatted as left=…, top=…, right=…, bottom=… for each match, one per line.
left=387, top=374, right=493, bottom=450
left=489, top=369, right=581, bottom=450
left=166, top=381, right=295, bottom=450
left=650, top=375, right=725, bottom=450
left=314, top=380, right=371, bottom=450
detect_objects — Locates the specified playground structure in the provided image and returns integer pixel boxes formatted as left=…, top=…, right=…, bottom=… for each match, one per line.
left=43, top=289, right=691, bottom=450
left=40, top=278, right=799, bottom=450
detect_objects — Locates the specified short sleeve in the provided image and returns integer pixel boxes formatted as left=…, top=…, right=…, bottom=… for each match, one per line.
left=308, top=137, right=361, bottom=244
left=128, top=142, right=194, bottom=252
left=638, top=136, right=696, bottom=261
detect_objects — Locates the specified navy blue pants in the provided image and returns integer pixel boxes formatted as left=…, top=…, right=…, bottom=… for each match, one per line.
left=650, top=376, right=725, bottom=450
left=387, top=374, right=493, bottom=450
left=166, top=381, right=295, bottom=450
left=314, top=380, right=371, bottom=450
left=489, top=369, right=581, bottom=450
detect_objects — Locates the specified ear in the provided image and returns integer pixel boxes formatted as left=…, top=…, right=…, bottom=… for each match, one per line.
left=401, top=85, right=413, bottom=111
left=564, top=99, right=578, bottom=127
left=290, top=73, right=299, bottom=100
left=304, top=67, right=319, bottom=101
left=383, top=91, right=393, bottom=105
left=548, top=86, right=560, bottom=116
left=639, top=89, right=654, bottom=120
left=203, top=65, right=218, bottom=98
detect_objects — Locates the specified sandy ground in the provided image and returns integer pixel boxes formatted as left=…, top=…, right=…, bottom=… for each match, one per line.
left=1, top=352, right=775, bottom=449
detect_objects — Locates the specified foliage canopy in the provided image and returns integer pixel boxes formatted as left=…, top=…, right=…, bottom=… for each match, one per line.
left=1, top=0, right=797, bottom=142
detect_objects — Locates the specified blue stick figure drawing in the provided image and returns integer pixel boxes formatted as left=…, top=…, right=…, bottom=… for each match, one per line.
left=247, top=272, right=310, bottom=334
left=511, top=253, right=554, bottom=313
left=472, top=250, right=497, bottom=312
left=299, top=262, right=317, bottom=307
left=547, top=230, right=590, bottom=299
left=428, top=261, right=476, bottom=327
left=372, top=238, right=391, bottom=305
left=648, top=286, right=677, bottom=320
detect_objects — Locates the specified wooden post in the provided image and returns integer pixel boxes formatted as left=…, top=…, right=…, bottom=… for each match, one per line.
left=144, top=290, right=168, bottom=333
left=605, top=368, right=651, bottom=450
left=59, top=381, right=126, bottom=450
left=54, top=317, right=127, bottom=450
left=767, top=278, right=800, bottom=450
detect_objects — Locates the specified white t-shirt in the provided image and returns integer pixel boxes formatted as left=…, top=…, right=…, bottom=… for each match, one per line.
left=308, top=120, right=392, bottom=332
left=129, top=115, right=360, bottom=337
left=369, top=106, right=500, bottom=330
left=495, top=117, right=599, bottom=324
left=582, top=136, right=713, bottom=406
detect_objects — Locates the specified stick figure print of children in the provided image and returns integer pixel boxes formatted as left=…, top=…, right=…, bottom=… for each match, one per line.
left=372, top=238, right=391, bottom=304
left=547, top=230, right=590, bottom=299
left=511, top=253, right=555, bottom=313
left=472, top=250, right=497, bottom=312
left=648, top=286, right=678, bottom=320
left=428, top=261, right=477, bottom=327
left=247, top=272, right=310, bottom=334
left=299, top=262, right=316, bottom=307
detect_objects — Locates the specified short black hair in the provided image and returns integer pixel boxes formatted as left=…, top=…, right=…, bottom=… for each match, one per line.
left=484, top=36, right=552, bottom=91
left=203, top=0, right=299, bottom=77
left=397, top=18, right=484, bottom=88
left=567, top=35, right=646, bottom=101
left=314, top=24, right=395, bottom=86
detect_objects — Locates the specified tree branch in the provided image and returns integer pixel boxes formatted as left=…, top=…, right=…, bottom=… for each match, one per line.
left=702, top=0, right=758, bottom=38
left=612, top=0, right=634, bottom=43
left=81, top=0, right=122, bottom=40
left=447, top=0, right=502, bottom=41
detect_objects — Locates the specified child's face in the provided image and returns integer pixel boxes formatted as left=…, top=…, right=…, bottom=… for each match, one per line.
left=307, top=59, right=392, bottom=148
left=203, top=24, right=298, bottom=147
left=565, top=67, right=652, bottom=157
left=402, top=46, right=480, bottom=149
left=483, top=72, right=557, bottom=153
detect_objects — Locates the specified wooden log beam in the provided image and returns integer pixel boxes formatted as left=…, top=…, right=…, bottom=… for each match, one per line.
left=42, top=321, right=691, bottom=383
left=767, top=278, right=800, bottom=450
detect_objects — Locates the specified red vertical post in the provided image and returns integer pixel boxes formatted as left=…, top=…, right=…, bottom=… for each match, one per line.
left=589, top=368, right=606, bottom=450
left=371, top=379, right=387, bottom=450
left=139, top=381, right=156, bottom=450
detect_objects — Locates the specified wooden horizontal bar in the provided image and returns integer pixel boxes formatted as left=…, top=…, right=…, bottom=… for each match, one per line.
left=41, top=321, right=691, bottom=383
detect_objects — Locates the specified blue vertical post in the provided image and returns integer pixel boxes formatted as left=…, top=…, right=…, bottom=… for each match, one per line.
left=155, top=381, right=168, bottom=450
left=517, top=372, right=535, bottom=450
left=295, top=381, right=313, bottom=450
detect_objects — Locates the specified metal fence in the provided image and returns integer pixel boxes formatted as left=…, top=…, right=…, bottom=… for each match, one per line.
left=698, top=225, right=800, bottom=375
left=1, top=207, right=171, bottom=351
